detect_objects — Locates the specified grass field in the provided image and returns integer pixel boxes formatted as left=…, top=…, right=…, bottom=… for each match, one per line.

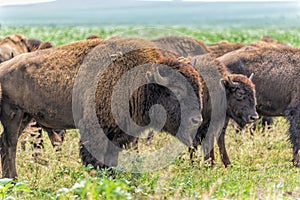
left=0, top=27, right=300, bottom=199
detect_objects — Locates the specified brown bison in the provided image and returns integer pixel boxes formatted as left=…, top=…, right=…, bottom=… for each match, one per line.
left=0, top=34, right=63, bottom=149
left=0, top=34, right=49, bottom=62
left=0, top=34, right=31, bottom=62
left=152, top=36, right=258, bottom=165
left=207, top=41, right=245, bottom=58
left=207, top=36, right=291, bottom=166
left=191, top=55, right=258, bottom=165
left=0, top=37, right=204, bottom=178
left=152, top=36, right=209, bottom=58
left=218, top=46, right=300, bottom=167
left=207, top=35, right=290, bottom=58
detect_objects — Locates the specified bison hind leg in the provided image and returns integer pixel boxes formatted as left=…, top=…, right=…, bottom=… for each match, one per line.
left=285, top=106, right=300, bottom=167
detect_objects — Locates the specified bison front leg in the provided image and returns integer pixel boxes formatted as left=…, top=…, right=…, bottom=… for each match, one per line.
left=80, top=141, right=120, bottom=170
left=0, top=102, right=31, bottom=178
left=286, top=107, right=300, bottom=167
left=204, top=148, right=215, bottom=166
left=203, top=134, right=216, bottom=166
left=217, top=117, right=230, bottom=167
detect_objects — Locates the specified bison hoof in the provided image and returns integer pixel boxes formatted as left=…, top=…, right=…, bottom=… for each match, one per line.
left=80, top=145, right=107, bottom=169
left=223, top=160, right=231, bottom=168
left=292, top=157, right=300, bottom=167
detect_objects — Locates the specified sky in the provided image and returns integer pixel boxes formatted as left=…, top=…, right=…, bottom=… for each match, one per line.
left=0, top=0, right=294, bottom=6
left=0, top=0, right=55, bottom=6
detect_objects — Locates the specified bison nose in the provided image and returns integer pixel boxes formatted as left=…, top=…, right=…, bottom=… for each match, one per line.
left=248, top=113, right=259, bottom=122
left=190, top=116, right=203, bottom=127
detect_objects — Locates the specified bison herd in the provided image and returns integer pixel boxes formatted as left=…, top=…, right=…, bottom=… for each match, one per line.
left=0, top=33, right=298, bottom=178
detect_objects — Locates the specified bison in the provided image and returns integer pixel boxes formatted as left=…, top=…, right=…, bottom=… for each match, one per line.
left=218, top=46, right=300, bottom=167
left=207, top=36, right=291, bottom=165
left=207, top=35, right=291, bottom=58
left=0, top=37, right=205, bottom=178
left=152, top=36, right=258, bottom=166
left=0, top=34, right=32, bottom=62
left=207, top=41, right=245, bottom=58
left=0, top=34, right=63, bottom=149
left=0, top=33, right=51, bottom=62
left=191, top=56, right=258, bottom=165
left=152, top=36, right=209, bottom=58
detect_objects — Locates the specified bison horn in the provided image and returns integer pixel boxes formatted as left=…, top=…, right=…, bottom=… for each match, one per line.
left=249, top=73, right=254, bottom=81
left=192, top=57, right=197, bottom=68
left=228, top=76, right=238, bottom=87
left=153, top=62, right=169, bottom=86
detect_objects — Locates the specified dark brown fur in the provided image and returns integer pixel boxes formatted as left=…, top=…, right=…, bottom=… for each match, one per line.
left=250, top=35, right=291, bottom=48
left=86, top=34, right=101, bottom=40
left=0, top=37, right=203, bottom=177
left=218, top=46, right=300, bottom=167
left=0, top=34, right=28, bottom=62
left=81, top=39, right=203, bottom=167
left=208, top=36, right=291, bottom=59
left=189, top=55, right=257, bottom=166
left=207, top=36, right=290, bottom=165
left=152, top=36, right=209, bottom=58
left=0, top=34, right=60, bottom=149
left=207, top=41, right=245, bottom=58
left=26, top=39, right=43, bottom=52
left=152, top=37, right=258, bottom=166
left=37, top=42, right=53, bottom=50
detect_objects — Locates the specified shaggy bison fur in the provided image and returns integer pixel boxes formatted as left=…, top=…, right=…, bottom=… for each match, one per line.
left=218, top=46, right=300, bottom=167
left=0, top=34, right=63, bottom=149
left=0, top=37, right=204, bottom=177
left=151, top=36, right=258, bottom=166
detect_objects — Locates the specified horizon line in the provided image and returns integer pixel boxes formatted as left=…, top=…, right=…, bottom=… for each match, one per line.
left=0, top=0, right=56, bottom=7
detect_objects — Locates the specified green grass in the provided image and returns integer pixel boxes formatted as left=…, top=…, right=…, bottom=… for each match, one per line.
left=1, top=27, right=300, bottom=46
left=0, top=27, right=300, bottom=199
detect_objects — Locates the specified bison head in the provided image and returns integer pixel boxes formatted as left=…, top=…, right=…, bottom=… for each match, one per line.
left=222, top=74, right=259, bottom=128
left=0, top=34, right=28, bottom=63
left=0, top=34, right=47, bottom=63
left=146, top=59, right=203, bottom=146
left=0, top=45, right=14, bottom=63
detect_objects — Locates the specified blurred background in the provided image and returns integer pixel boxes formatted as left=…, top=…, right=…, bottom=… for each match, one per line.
left=0, top=0, right=300, bottom=28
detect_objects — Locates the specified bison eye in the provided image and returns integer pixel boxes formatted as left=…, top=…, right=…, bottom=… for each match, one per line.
left=236, top=89, right=245, bottom=100
left=236, top=95, right=244, bottom=101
